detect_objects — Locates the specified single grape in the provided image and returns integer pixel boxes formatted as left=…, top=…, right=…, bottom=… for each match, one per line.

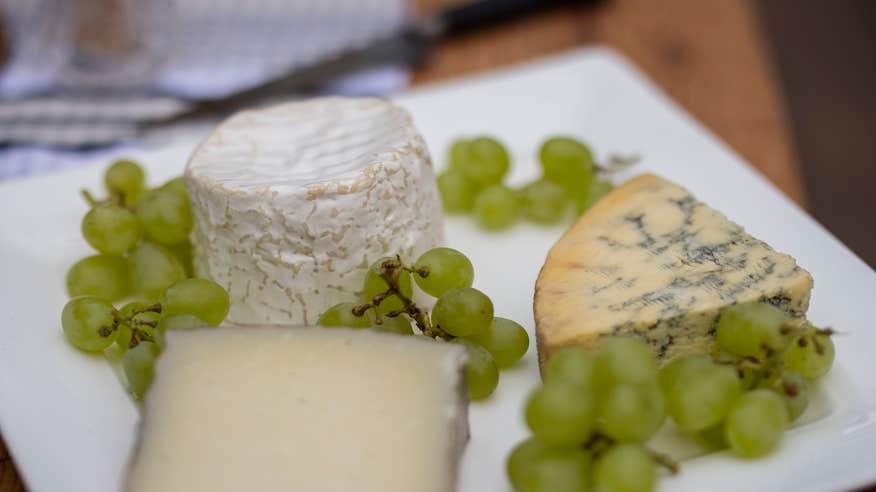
left=578, top=179, right=614, bottom=214
left=129, top=242, right=186, bottom=300
left=513, top=444, right=590, bottom=492
left=544, top=346, right=595, bottom=389
left=593, top=444, right=655, bottom=492
left=81, top=204, right=142, bottom=255
left=473, top=184, right=519, bottom=230
left=158, top=314, right=209, bottom=332
left=520, top=180, right=568, bottom=224
left=760, top=369, right=810, bottom=421
left=123, top=341, right=158, bottom=400
left=447, top=139, right=470, bottom=172
left=458, top=340, right=499, bottom=400
left=66, top=254, right=131, bottom=301
left=665, top=362, right=742, bottom=432
left=413, top=247, right=474, bottom=297
left=61, top=296, right=116, bottom=352
left=317, top=302, right=371, bottom=328
left=160, top=176, right=188, bottom=198
left=362, top=257, right=413, bottom=315
left=783, top=331, right=835, bottom=380
left=592, top=337, right=657, bottom=394
left=167, top=241, right=194, bottom=277
left=104, top=159, right=145, bottom=205
left=539, top=136, right=594, bottom=199
left=725, top=389, right=788, bottom=458
left=437, top=170, right=478, bottom=213
left=464, top=317, right=529, bottom=368
left=136, top=189, right=193, bottom=246
left=598, top=383, right=665, bottom=443
left=697, top=423, right=728, bottom=450
left=459, top=136, right=510, bottom=186
left=432, top=287, right=493, bottom=337
left=525, top=380, right=595, bottom=445
left=371, top=315, right=415, bottom=335
left=160, top=278, right=230, bottom=326
left=507, top=437, right=549, bottom=490
left=657, top=354, right=712, bottom=395
left=716, top=303, right=791, bottom=358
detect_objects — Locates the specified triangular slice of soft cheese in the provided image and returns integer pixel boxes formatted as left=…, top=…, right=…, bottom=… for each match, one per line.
left=535, top=174, right=812, bottom=366
left=125, top=327, right=468, bottom=492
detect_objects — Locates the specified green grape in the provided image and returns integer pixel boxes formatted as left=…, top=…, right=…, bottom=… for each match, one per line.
left=716, top=303, right=791, bottom=358
left=458, top=136, right=510, bottom=186
left=158, top=314, right=208, bottom=332
left=525, top=380, right=595, bottom=445
left=447, top=139, right=471, bottom=172
left=473, top=184, right=519, bottom=230
left=725, top=389, right=788, bottom=458
left=513, top=444, right=590, bottom=492
left=104, top=159, right=145, bottom=205
left=61, top=296, right=116, bottom=352
left=413, top=247, right=474, bottom=297
left=437, top=170, right=478, bottom=213
left=697, top=423, right=728, bottom=450
left=66, top=254, right=131, bottom=301
left=362, top=257, right=413, bottom=315
left=783, top=331, right=835, bottom=380
left=592, top=337, right=657, bottom=394
left=136, top=189, right=193, bottom=246
left=578, top=179, right=614, bottom=214
left=432, top=287, right=493, bottom=337
left=713, top=350, right=761, bottom=389
left=371, top=315, right=415, bottom=335
left=657, top=354, right=712, bottom=395
left=520, top=180, right=568, bottom=224
left=665, top=362, right=742, bottom=432
left=105, top=323, right=134, bottom=361
left=160, top=278, right=230, bottom=326
left=464, top=317, right=529, bottom=368
left=129, top=242, right=186, bottom=300
left=598, top=383, right=665, bottom=443
left=507, top=437, right=549, bottom=490
left=458, top=340, right=499, bottom=400
left=539, top=136, right=594, bottom=199
left=317, top=302, right=371, bottom=328
left=123, top=341, right=158, bottom=400
left=544, top=346, right=595, bottom=389
left=760, top=369, right=810, bottom=421
left=160, top=176, right=188, bottom=198
left=593, top=444, right=655, bottom=492
left=167, top=241, right=194, bottom=277
left=81, top=204, right=142, bottom=255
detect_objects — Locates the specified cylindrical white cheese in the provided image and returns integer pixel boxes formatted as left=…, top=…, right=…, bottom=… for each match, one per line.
left=185, top=97, right=443, bottom=325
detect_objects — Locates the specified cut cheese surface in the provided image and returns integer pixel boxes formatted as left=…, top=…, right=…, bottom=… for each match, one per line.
left=125, top=327, right=468, bottom=492
left=185, top=97, right=443, bottom=325
left=535, top=174, right=813, bottom=366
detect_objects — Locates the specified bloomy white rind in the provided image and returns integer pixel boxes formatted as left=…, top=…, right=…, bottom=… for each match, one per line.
left=185, top=98, right=443, bottom=325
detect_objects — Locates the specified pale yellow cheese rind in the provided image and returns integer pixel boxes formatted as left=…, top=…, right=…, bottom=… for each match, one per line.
left=535, top=174, right=812, bottom=367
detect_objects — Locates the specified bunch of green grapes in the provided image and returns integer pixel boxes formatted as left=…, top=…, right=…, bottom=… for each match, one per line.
left=436, top=136, right=620, bottom=231
left=507, top=303, right=836, bottom=492
left=318, top=247, right=529, bottom=400
left=62, top=159, right=231, bottom=400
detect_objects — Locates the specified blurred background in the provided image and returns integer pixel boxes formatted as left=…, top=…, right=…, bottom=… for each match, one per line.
left=0, top=0, right=874, bottom=490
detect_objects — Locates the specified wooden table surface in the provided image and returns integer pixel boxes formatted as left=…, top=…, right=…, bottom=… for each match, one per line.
left=0, top=0, right=807, bottom=490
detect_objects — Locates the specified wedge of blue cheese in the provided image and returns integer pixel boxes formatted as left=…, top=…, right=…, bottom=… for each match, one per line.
left=124, top=327, right=469, bottom=492
left=535, top=174, right=813, bottom=366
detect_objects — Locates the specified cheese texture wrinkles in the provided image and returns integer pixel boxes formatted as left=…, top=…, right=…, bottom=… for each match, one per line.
left=535, top=174, right=813, bottom=366
left=125, top=327, right=469, bottom=492
left=185, top=97, right=443, bottom=324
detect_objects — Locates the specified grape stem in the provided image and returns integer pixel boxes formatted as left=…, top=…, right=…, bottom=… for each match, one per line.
left=583, top=432, right=679, bottom=475
left=81, top=189, right=99, bottom=207
left=354, top=257, right=452, bottom=340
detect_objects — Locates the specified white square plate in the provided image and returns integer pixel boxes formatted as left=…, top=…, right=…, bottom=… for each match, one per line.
left=1, top=47, right=875, bottom=492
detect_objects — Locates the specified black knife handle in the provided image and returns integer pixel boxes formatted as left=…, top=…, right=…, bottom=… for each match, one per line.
left=436, top=0, right=587, bottom=36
